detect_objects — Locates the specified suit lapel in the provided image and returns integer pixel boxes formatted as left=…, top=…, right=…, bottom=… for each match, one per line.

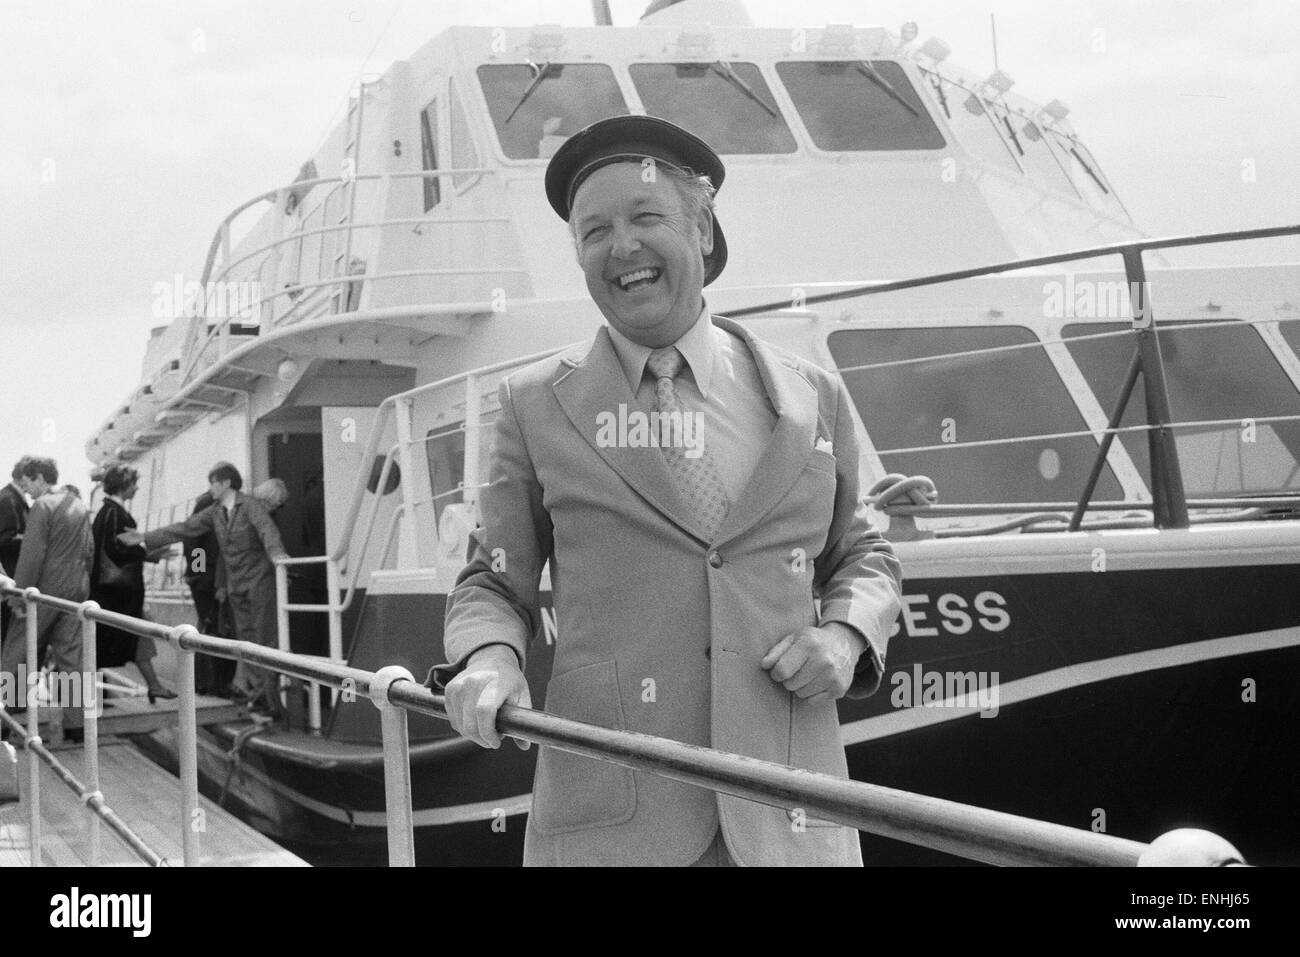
left=711, top=316, right=818, bottom=546
left=552, top=327, right=711, bottom=541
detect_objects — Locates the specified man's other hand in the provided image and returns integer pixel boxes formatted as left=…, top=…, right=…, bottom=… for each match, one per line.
left=117, top=531, right=144, bottom=547
left=445, top=644, right=532, bottom=750
left=760, top=623, right=867, bottom=704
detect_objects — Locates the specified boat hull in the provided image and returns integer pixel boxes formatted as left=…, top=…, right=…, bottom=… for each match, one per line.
left=135, top=556, right=1300, bottom=865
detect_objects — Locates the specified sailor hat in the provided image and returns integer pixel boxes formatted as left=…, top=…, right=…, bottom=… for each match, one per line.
left=544, top=114, right=728, bottom=285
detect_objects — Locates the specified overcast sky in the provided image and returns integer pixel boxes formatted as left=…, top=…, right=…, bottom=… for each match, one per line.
left=2, top=0, right=1297, bottom=496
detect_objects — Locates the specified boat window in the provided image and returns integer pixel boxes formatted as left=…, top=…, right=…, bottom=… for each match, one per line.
left=1277, top=315, right=1300, bottom=362
left=1063, top=322, right=1300, bottom=496
left=419, top=99, right=441, bottom=210
left=775, top=60, right=944, bottom=151
left=426, top=426, right=465, bottom=524
left=1014, top=116, right=1080, bottom=198
left=298, top=203, right=323, bottom=288
left=917, top=68, right=1018, bottom=172
left=827, top=326, right=1124, bottom=504
left=449, top=78, right=480, bottom=190
left=478, top=64, right=628, bottom=160
left=628, top=62, right=797, bottom=154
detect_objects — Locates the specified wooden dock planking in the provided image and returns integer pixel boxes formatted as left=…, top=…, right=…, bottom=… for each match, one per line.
left=0, top=739, right=308, bottom=866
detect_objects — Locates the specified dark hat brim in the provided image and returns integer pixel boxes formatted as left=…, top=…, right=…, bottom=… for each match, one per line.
left=545, top=115, right=728, bottom=286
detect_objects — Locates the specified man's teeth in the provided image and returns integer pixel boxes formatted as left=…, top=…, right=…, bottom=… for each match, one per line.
left=617, top=268, right=661, bottom=290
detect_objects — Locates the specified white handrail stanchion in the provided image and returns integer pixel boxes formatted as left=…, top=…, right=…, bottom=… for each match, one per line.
left=23, top=587, right=41, bottom=866
left=172, top=625, right=202, bottom=867
left=79, top=601, right=102, bottom=865
left=394, top=397, right=420, bottom=567
left=275, top=561, right=290, bottom=709
left=463, top=373, right=481, bottom=511
left=369, top=666, right=416, bottom=867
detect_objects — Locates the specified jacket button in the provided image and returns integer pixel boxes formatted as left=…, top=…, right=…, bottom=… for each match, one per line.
left=707, top=550, right=723, bottom=568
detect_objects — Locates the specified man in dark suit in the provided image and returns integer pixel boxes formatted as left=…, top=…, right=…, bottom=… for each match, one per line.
left=434, top=117, right=902, bottom=866
left=124, top=463, right=289, bottom=717
left=183, top=490, right=234, bottom=694
left=0, top=457, right=32, bottom=638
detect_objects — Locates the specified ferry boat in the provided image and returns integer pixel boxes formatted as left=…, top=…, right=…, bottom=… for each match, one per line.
left=85, top=0, right=1300, bottom=865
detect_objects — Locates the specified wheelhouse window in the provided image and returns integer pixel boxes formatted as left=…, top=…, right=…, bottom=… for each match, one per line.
left=449, top=78, right=480, bottom=190
left=426, top=426, right=465, bottom=525
left=1046, top=131, right=1126, bottom=218
left=629, top=62, right=796, bottom=154
left=917, top=69, right=1019, bottom=172
left=827, top=326, right=1124, bottom=504
left=478, top=63, right=628, bottom=160
left=419, top=100, right=441, bottom=210
left=1063, top=321, right=1300, bottom=496
left=775, top=60, right=944, bottom=151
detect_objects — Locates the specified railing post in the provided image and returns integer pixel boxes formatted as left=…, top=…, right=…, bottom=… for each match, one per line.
left=368, top=666, right=416, bottom=867
left=275, top=560, right=290, bottom=709
left=1122, top=247, right=1189, bottom=528
left=463, top=373, right=482, bottom=512
left=170, top=625, right=202, bottom=867
left=325, top=559, right=343, bottom=710
left=22, top=587, right=40, bottom=866
left=78, top=601, right=102, bottom=865
left=394, top=396, right=421, bottom=567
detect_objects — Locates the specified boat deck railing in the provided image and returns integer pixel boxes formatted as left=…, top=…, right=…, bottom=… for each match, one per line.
left=180, top=165, right=522, bottom=383
left=1, top=577, right=1155, bottom=867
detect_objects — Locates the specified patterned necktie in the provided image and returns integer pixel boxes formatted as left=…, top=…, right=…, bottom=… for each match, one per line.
left=646, top=347, right=729, bottom=539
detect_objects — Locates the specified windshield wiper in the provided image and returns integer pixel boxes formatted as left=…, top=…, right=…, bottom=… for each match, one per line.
left=1067, top=144, right=1110, bottom=194
left=505, top=60, right=553, bottom=124
left=928, top=74, right=950, bottom=118
left=709, top=61, right=778, bottom=118
left=1001, top=114, right=1025, bottom=155
left=854, top=60, right=920, bottom=117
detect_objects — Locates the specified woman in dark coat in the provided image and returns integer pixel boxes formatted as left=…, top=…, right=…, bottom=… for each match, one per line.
left=90, top=464, right=175, bottom=702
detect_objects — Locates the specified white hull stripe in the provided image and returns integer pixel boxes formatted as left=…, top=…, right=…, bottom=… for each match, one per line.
left=195, top=734, right=532, bottom=829
left=840, top=625, right=1300, bottom=746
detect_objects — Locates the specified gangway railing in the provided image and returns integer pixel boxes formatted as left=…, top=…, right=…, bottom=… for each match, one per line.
left=4, top=575, right=1182, bottom=867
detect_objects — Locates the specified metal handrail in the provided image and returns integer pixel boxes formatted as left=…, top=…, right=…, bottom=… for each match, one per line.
left=722, top=223, right=1300, bottom=318
left=1, top=576, right=1153, bottom=867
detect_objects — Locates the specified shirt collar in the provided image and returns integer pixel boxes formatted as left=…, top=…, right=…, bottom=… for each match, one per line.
left=606, top=303, right=716, bottom=398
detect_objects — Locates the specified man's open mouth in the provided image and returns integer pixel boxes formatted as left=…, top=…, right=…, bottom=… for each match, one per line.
left=615, top=267, right=662, bottom=291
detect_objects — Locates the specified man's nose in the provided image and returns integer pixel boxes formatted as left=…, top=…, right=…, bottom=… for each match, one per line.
left=609, top=222, right=642, bottom=258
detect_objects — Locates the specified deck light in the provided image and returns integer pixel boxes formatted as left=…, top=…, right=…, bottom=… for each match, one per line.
left=917, top=36, right=950, bottom=64
left=278, top=358, right=300, bottom=382
left=983, top=69, right=1015, bottom=96
left=1042, top=99, right=1071, bottom=122
left=528, top=25, right=565, bottom=61
left=674, top=27, right=714, bottom=57
left=898, top=21, right=919, bottom=46
left=816, top=24, right=857, bottom=56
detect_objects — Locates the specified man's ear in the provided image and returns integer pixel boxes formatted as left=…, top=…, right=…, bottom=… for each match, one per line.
left=696, top=208, right=714, bottom=256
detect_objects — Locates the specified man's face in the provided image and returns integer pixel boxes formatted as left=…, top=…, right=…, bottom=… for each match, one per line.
left=209, top=477, right=230, bottom=500
left=571, top=162, right=713, bottom=348
left=24, top=475, right=50, bottom=498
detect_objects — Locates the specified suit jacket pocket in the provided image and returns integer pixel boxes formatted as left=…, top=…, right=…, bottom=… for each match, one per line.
left=531, top=659, right=637, bottom=835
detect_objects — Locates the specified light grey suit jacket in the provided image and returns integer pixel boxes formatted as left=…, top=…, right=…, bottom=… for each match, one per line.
left=12, top=491, right=93, bottom=602
left=440, top=316, right=903, bottom=866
